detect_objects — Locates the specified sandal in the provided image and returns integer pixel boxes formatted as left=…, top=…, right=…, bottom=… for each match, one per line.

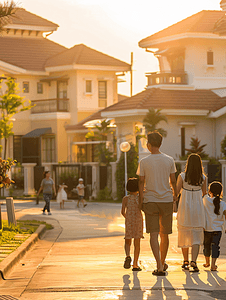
left=152, top=269, right=166, bottom=276
left=190, top=261, right=199, bottom=272
left=182, top=260, right=189, bottom=270
left=211, top=265, right=218, bottom=271
left=163, top=263, right=168, bottom=271
left=203, top=263, right=210, bottom=268
left=132, top=266, right=142, bottom=271
left=124, top=256, right=132, bottom=269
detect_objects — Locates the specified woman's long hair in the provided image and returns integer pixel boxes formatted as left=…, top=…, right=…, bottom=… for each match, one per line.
left=209, top=181, right=223, bottom=215
left=185, top=153, right=204, bottom=186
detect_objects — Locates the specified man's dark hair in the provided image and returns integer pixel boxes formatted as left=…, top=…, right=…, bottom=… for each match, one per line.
left=147, top=131, right=162, bottom=148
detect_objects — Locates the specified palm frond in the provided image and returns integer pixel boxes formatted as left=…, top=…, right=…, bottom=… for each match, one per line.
left=0, top=1, right=20, bottom=33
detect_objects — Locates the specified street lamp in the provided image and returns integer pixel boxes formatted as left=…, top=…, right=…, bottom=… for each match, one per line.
left=120, top=142, right=131, bottom=196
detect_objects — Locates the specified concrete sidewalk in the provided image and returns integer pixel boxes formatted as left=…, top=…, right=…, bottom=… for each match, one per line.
left=1, top=201, right=226, bottom=299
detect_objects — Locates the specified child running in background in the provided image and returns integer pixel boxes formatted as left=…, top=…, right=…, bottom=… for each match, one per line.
left=76, top=178, right=87, bottom=208
left=57, top=183, right=68, bottom=209
left=203, top=181, right=226, bottom=271
left=121, top=178, right=143, bottom=271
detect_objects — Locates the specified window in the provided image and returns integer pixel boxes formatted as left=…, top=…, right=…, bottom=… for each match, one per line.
left=98, top=81, right=107, bottom=107
left=37, top=82, right=43, bottom=94
left=23, top=82, right=29, bottom=93
left=42, top=136, right=56, bottom=163
left=86, top=80, right=92, bottom=93
left=207, top=51, right=214, bottom=65
left=57, top=81, right=67, bottom=99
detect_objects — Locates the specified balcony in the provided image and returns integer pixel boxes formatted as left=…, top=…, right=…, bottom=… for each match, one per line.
left=31, top=98, right=69, bottom=114
left=146, top=72, right=188, bottom=86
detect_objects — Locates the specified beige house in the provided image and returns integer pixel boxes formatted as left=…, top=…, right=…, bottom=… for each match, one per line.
left=0, top=9, right=130, bottom=165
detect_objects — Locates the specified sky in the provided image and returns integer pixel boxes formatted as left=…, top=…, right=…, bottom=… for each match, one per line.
left=18, top=0, right=221, bottom=96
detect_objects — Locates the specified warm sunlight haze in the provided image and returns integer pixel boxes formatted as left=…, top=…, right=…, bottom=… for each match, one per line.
left=18, top=0, right=221, bottom=96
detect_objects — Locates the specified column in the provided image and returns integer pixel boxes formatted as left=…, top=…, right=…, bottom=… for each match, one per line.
left=91, top=163, right=99, bottom=198
left=110, top=162, right=117, bottom=199
left=220, top=160, right=226, bottom=201
left=22, top=163, right=37, bottom=195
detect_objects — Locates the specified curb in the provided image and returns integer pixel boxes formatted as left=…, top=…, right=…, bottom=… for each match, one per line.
left=0, top=224, right=46, bottom=281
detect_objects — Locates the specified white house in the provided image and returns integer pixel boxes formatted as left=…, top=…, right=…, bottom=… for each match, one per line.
left=98, top=1, right=226, bottom=163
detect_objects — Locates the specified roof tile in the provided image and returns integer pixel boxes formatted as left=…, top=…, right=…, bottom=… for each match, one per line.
left=45, top=44, right=130, bottom=68
left=139, top=10, right=225, bottom=46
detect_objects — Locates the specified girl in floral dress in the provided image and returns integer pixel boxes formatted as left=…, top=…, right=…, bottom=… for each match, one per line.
left=121, top=178, right=143, bottom=271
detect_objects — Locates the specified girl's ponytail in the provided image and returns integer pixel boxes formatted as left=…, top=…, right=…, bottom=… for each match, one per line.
left=213, top=195, right=220, bottom=215
left=209, top=181, right=223, bottom=216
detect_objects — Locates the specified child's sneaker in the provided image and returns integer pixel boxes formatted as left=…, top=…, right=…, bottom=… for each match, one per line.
left=42, top=211, right=46, bottom=215
left=124, top=256, right=132, bottom=269
left=48, top=212, right=52, bottom=215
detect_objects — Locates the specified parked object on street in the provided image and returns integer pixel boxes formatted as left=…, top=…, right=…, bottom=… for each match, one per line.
left=37, top=171, right=56, bottom=215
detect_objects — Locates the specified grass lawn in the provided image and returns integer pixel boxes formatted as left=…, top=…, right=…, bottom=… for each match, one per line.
left=0, top=220, right=53, bottom=262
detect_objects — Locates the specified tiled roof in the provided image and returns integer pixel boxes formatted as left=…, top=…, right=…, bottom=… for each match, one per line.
left=0, top=37, right=66, bottom=71
left=6, top=8, right=59, bottom=29
left=65, top=95, right=129, bottom=131
left=139, top=10, right=225, bottom=47
left=101, top=88, right=226, bottom=113
left=45, top=44, right=131, bottom=68
left=65, top=110, right=103, bottom=132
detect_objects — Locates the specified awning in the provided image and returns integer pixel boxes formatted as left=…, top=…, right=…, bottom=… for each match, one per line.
left=22, top=127, right=52, bottom=138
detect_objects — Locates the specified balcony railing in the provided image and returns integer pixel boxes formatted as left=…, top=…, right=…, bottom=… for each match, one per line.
left=31, top=98, right=69, bottom=114
left=146, top=72, right=188, bottom=86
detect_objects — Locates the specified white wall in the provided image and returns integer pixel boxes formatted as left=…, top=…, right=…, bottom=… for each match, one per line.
left=185, top=39, right=226, bottom=89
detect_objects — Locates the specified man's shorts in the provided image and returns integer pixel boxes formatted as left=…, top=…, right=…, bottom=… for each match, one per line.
left=142, top=202, right=173, bottom=234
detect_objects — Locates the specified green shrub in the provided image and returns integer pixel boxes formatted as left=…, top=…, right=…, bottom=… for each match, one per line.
left=97, top=187, right=113, bottom=201
left=221, top=136, right=226, bottom=158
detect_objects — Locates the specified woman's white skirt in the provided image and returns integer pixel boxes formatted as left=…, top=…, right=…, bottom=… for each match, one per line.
left=178, top=225, right=204, bottom=248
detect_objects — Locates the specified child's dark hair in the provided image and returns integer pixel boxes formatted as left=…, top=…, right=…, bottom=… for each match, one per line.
left=209, top=181, right=223, bottom=215
left=185, top=153, right=204, bottom=186
left=43, top=171, right=50, bottom=178
left=126, top=178, right=139, bottom=193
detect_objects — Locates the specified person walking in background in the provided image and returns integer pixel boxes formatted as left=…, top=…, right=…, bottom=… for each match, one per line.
left=177, top=153, right=207, bottom=272
left=77, top=178, right=87, bottom=208
left=57, top=183, right=68, bottom=209
left=203, top=181, right=226, bottom=271
left=37, top=171, right=56, bottom=215
left=137, top=131, right=177, bottom=276
left=121, top=178, right=143, bottom=271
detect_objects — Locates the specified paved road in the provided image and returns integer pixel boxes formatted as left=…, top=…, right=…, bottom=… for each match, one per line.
left=1, top=200, right=226, bottom=299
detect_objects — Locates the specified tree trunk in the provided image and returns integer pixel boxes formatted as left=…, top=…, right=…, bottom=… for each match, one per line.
left=3, top=138, right=7, bottom=160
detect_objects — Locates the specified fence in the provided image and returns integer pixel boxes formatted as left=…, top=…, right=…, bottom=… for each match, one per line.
left=52, top=164, right=92, bottom=199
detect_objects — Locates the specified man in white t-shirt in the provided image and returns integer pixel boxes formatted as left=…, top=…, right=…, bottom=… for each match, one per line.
left=137, top=131, right=177, bottom=276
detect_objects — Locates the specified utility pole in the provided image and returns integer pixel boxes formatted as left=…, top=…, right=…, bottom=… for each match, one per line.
left=130, top=52, right=133, bottom=97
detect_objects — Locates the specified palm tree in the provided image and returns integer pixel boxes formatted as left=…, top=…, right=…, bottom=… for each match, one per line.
left=0, top=1, right=19, bottom=33
left=143, top=108, right=168, bottom=137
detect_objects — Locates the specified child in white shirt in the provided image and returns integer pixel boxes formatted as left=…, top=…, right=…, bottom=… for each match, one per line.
left=76, top=178, right=87, bottom=208
left=203, top=181, right=226, bottom=271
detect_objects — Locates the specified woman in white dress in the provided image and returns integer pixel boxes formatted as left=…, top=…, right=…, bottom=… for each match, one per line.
left=57, top=183, right=68, bottom=209
left=176, top=153, right=207, bottom=272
